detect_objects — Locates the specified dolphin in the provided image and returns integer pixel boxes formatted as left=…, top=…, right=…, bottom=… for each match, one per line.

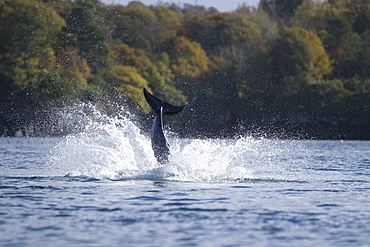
left=143, top=88, right=185, bottom=164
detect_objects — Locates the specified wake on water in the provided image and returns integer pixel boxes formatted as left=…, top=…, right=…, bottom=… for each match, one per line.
left=49, top=104, right=292, bottom=182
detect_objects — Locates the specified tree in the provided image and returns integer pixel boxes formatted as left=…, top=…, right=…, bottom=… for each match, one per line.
left=111, top=44, right=153, bottom=72
left=61, top=1, right=109, bottom=73
left=259, top=0, right=305, bottom=25
left=149, top=6, right=182, bottom=52
left=102, top=4, right=153, bottom=51
left=104, top=4, right=181, bottom=53
left=269, top=27, right=333, bottom=95
left=0, top=0, right=65, bottom=102
left=105, top=65, right=150, bottom=111
left=167, top=36, right=209, bottom=78
left=145, top=53, right=187, bottom=106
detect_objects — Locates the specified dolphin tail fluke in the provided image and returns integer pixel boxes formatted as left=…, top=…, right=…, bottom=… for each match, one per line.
left=143, top=88, right=185, bottom=115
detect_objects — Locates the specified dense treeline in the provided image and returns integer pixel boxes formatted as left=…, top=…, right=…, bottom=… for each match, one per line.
left=0, top=0, right=369, bottom=139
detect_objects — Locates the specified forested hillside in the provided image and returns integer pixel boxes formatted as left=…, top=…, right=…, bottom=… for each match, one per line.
left=1, top=0, right=369, bottom=139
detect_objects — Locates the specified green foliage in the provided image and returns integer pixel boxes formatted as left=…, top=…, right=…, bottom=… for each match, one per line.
left=106, top=65, right=150, bottom=111
left=270, top=27, right=333, bottom=94
left=149, top=6, right=182, bottom=52
left=183, top=12, right=261, bottom=53
left=111, top=44, right=153, bottom=72
left=145, top=53, right=187, bottom=106
left=308, top=79, right=351, bottom=108
left=0, top=0, right=369, bottom=138
left=61, top=1, right=109, bottom=73
left=0, top=0, right=65, bottom=101
left=103, top=4, right=154, bottom=51
left=168, top=36, right=209, bottom=78
left=260, top=0, right=305, bottom=25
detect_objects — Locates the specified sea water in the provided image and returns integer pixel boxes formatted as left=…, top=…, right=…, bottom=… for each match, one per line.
left=1, top=108, right=370, bottom=246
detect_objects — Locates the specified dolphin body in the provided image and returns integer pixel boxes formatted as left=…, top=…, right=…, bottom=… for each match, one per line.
left=143, top=88, right=185, bottom=164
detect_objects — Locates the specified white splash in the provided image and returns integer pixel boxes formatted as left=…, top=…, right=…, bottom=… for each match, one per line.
left=49, top=104, right=295, bottom=182
left=50, top=104, right=157, bottom=179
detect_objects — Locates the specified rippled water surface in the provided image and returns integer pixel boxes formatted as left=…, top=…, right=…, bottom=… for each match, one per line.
left=1, top=115, right=370, bottom=246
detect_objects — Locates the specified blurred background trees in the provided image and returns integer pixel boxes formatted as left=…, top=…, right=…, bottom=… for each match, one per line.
left=0, top=0, right=369, bottom=139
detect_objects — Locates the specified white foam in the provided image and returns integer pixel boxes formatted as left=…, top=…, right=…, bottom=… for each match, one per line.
left=49, top=104, right=157, bottom=179
left=49, top=104, right=295, bottom=182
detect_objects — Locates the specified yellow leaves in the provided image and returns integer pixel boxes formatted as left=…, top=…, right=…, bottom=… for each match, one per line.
left=28, top=57, right=40, bottom=67
left=111, top=44, right=153, bottom=72
left=209, top=57, right=232, bottom=71
left=2, top=0, right=65, bottom=34
left=126, top=2, right=156, bottom=21
left=273, top=27, right=333, bottom=86
left=299, top=28, right=333, bottom=80
left=0, top=0, right=67, bottom=95
left=152, top=6, right=181, bottom=31
left=108, top=65, right=150, bottom=111
left=228, top=13, right=262, bottom=43
left=111, top=65, right=148, bottom=88
left=169, top=36, right=209, bottom=78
